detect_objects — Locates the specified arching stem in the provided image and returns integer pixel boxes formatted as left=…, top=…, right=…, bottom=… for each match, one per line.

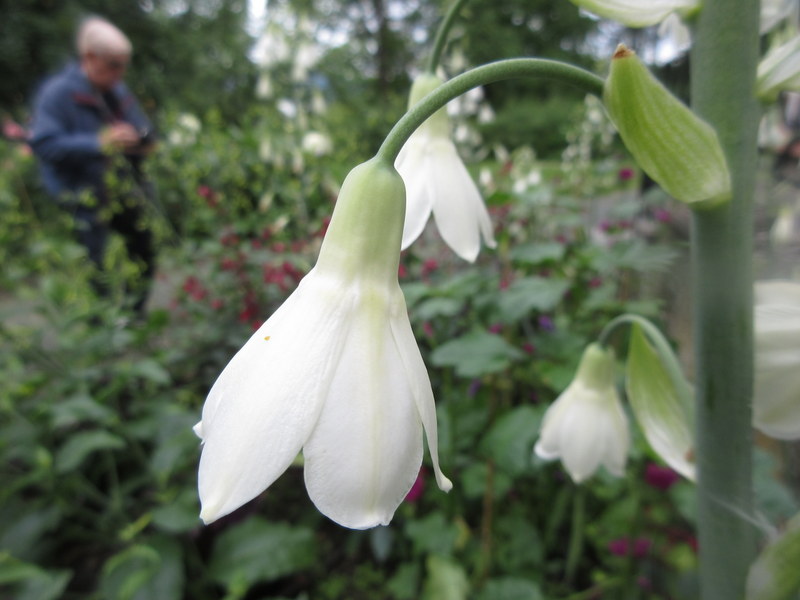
left=375, top=59, right=604, bottom=164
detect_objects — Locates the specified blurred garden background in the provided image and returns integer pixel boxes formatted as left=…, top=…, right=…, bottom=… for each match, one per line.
left=1, top=0, right=799, bottom=598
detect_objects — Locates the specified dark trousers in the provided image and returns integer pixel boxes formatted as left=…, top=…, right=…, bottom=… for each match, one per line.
left=72, top=198, right=156, bottom=313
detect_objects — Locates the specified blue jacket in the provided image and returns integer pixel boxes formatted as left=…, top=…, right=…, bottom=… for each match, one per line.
left=29, top=62, right=152, bottom=201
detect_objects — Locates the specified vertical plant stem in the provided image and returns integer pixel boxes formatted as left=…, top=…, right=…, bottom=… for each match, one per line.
left=565, top=485, right=585, bottom=585
left=689, top=0, right=760, bottom=597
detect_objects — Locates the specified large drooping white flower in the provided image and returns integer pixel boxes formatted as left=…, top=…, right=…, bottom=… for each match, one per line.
left=195, top=158, right=452, bottom=529
left=753, top=280, right=800, bottom=440
left=535, top=344, right=629, bottom=483
left=396, top=73, right=496, bottom=263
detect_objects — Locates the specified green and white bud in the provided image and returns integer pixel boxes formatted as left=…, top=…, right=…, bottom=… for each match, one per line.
left=603, top=44, right=732, bottom=209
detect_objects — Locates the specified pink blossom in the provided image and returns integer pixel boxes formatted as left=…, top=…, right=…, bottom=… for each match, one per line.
left=644, top=463, right=680, bottom=491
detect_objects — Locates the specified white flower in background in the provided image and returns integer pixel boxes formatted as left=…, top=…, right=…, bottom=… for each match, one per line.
left=656, top=13, right=692, bottom=62
left=292, top=43, right=320, bottom=83
left=301, top=131, right=333, bottom=157
left=535, top=344, right=630, bottom=483
left=311, top=90, right=328, bottom=115
left=167, top=113, right=201, bottom=146
left=761, top=0, right=798, bottom=34
left=569, top=0, right=700, bottom=28
left=753, top=281, right=800, bottom=440
left=256, top=73, right=273, bottom=99
left=396, top=73, right=496, bottom=262
left=758, top=35, right=800, bottom=101
left=277, top=98, right=298, bottom=119
left=195, top=158, right=452, bottom=529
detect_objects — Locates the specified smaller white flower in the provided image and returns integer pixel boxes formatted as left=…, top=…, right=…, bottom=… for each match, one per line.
left=570, top=0, right=699, bottom=28
left=301, top=131, right=332, bottom=157
left=761, top=0, right=798, bottom=34
left=753, top=281, right=800, bottom=440
left=757, top=35, right=800, bottom=101
left=396, top=73, right=496, bottom=262
left=535, top=344, right=629, bottom=483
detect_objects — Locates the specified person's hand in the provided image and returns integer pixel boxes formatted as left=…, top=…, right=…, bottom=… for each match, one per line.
left=99, top=122, right=141, bottom=153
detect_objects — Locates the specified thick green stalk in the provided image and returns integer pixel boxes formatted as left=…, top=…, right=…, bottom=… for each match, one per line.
left=376, top=59, right=604, bottom=163
left=689, top=0, right=760, bottom=597
left=426, top=0, right=469, bottom=74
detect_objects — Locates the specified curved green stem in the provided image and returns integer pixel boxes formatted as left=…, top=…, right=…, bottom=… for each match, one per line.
left=565, top=485, right=586, bottom=584
left=376, top=59, right=604, bottom=164
left=598, top=313, right=690, bottom=402
left=426, top=0, right=470, bottom=74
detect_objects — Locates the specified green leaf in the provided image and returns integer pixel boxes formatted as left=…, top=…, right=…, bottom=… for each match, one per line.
left=100, top=537, right=183, bottom=600
left=479, top=406, right=544, bottom=475
left=477, top=577, right=543, bottom=600
left=151, top=488, right=200, bottom=534
left=0, top=553, right=71, bottom=600
left=130, top=359, right=171, bottom=385
left=509, top=242, right=566, bottom=265
left=208, top=518, right=316, bottom=589
left=497, top=277, right=570, bottom=323
left=55, top=430, right=126, bottom=473
left=421, top=555, right=469, bottom=600
left=626, top=323, right=695, bottom=480
left=746, top=513, right=800, bottom=600
left=405, top=513, right=459, bottom=557
left=431, top=330, right=525, bottom=378
left=413, top=297, right=464, bottom=321
left=50, top=393, right=115, bottom=428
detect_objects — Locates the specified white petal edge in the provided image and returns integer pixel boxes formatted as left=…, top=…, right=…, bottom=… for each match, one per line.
left=197, top=270, right=351, bottom=523
left=389, top=286, right=453, bottom=493
left=303, top=286, right=424, bottom=528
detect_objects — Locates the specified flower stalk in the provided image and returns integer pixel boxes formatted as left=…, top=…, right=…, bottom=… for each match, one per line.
left=689, top=0, right=760, bottom=596
left=376, top=59, right=604, bottom=164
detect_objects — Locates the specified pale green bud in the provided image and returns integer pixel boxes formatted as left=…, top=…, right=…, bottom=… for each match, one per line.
left=407, top=73, right=450, bottom=138
left=603, top=44, right=732, bottom=209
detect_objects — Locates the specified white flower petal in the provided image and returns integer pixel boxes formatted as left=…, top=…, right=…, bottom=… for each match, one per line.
left=753, top=290, right=800, bottom=440
left=429, top=140, right=494, bottom=262
left=303, top=289, right=423, bottom=529
left=572, top=0, right=699, bottom=27
left=396, top=136, right=435, bottom=250
left=534, top=345, right=629, bottom=483
left=388, top=292, right=453, bottom=493
left=197, top=271, right=350, bottom=523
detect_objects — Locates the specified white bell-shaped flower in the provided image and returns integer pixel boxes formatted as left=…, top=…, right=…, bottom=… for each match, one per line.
left=753, top=281, right=800, bottom=440
left=568, top=0, right=699, bottom=28
left=535, top=344, right=630, bottom=483
left=195, top=158, right=452, bottom=529
left=396, top=73, right=496, bottom=262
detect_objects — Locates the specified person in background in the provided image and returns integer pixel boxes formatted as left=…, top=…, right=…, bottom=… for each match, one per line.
left=29, top=16, right=157, bottom=314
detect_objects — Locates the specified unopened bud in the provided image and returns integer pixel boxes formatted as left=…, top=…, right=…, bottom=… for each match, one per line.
left=603, top=44, right=731, bottom=209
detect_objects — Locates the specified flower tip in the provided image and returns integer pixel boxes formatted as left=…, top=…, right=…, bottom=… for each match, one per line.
left=436, top=472, right=454, bottom=493
left=613, top=43, right=634, bottom=59
left=192, top=421, right=204, bottom=440
left=199, top=504, right=220, bottom=525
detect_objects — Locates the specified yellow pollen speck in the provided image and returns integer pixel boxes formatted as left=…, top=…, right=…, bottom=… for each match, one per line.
left=264, top=336, right=271, bottom=341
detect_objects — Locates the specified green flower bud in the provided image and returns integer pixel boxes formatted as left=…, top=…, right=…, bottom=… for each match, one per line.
left=603, top=44, right=732, bottom=209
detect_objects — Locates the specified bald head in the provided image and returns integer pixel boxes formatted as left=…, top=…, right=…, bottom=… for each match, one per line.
left=77, top=17, right=132, bottom=57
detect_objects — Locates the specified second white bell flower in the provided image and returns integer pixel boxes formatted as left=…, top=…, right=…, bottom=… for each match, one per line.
left=753, top=280, right=800, bottom=440
left=569, top=0, right=700, bottom=28
left=396, top=72, right=496, bottom=263
left=195, top=158, right=452, bottom=529
left=535, top=344, right=630, bottom=483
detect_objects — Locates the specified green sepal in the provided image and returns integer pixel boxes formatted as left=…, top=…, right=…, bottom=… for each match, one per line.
left=603, top=44, right=732, bottom=209
left=746, top=513, right=800, bottom=600
left=625, top=322, right=695, bottom=480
